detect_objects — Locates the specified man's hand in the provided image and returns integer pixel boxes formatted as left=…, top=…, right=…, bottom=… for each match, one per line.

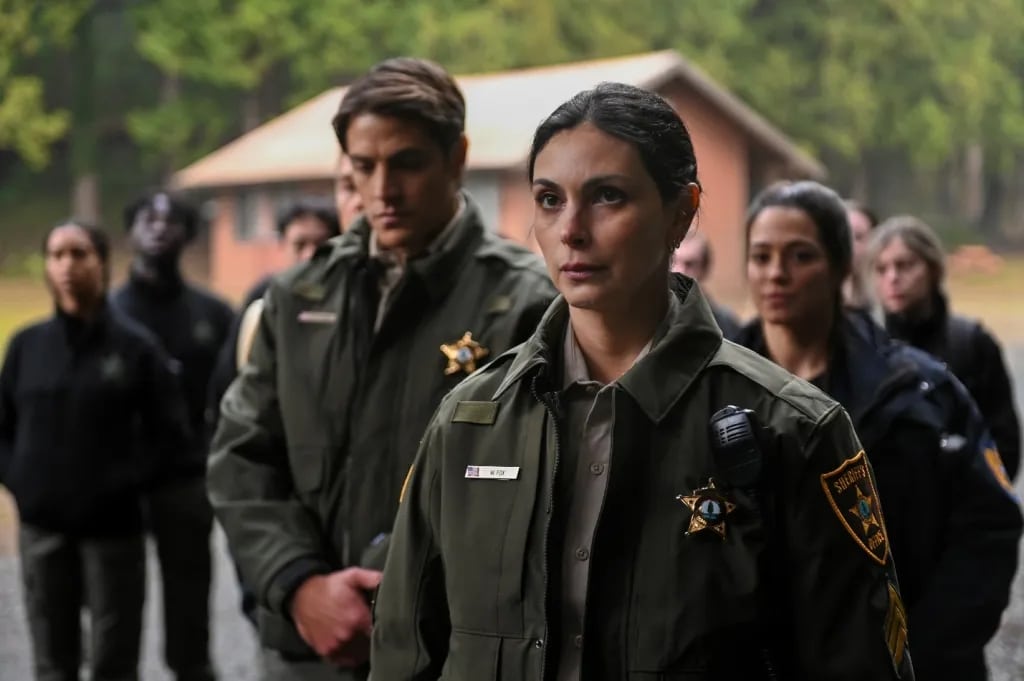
left=290, top=567, right=383, bottom=666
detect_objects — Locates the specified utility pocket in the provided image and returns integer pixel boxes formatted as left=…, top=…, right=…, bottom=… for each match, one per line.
left=441, top=630, right=501, bottom=680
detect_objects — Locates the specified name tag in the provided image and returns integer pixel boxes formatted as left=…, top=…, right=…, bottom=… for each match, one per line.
left=297, top=310, right=337, bottom=324
left=465, top=465, right=520, bottom=481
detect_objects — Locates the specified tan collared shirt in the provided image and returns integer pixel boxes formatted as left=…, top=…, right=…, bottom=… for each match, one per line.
left=367, top=195, right=466, bottom=332
left=555, top=294, right=683, bottom=681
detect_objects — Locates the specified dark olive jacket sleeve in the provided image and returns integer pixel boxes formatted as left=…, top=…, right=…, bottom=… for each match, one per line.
left=785, top=405, right=915, bottom=680
left=370, top=411, right=451, bottom=681
left=207, top=284, right=329, bottom=615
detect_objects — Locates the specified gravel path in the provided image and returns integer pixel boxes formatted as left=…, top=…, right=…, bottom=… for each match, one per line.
left=1, top=349, right=1022, bottom=680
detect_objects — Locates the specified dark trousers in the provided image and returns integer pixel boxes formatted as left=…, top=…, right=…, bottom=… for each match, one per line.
left=147, top=476, right=216, bottom=681
left=19, top=524, right=145, bottom=681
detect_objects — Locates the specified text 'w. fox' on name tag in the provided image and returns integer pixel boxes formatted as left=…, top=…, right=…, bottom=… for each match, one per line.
left=465, top=465, right=520, bottom=481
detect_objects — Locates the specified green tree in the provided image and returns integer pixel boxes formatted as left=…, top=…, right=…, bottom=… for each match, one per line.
left=0, top=0, right=89, bottom=169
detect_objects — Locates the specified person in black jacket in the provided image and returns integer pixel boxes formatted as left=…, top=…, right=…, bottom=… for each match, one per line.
left=868, top=214, right=1021, bottom=480
left=670, top=231, right=742, bottom=338
left=110, top=192, right=233, bottom=681
left=0, top=221, right=190, bottom=681
left=736, top=180, right=1022, bottom=681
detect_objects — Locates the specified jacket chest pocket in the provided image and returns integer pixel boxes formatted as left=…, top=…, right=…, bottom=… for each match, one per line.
left=628, top=477, right=766, bottom=673
left=440, top=412, right=543, bottom=635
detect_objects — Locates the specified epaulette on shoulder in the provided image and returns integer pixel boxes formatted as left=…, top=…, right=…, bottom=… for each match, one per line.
left=710, top=340, right=838, bottom=422
left=474, top=236, right=546, bottom=272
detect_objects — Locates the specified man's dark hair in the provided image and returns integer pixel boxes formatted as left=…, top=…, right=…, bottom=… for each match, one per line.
left=122, top=191, right=201, bottom=240
left=332, top=57, right=466, bottom=153
left=276, top=197, right=341, bottom=238
left=529, top=82, right=701, bottom=203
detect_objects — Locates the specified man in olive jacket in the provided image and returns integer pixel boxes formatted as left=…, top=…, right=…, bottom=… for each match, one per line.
left=208, top=58, right=556, bottom=679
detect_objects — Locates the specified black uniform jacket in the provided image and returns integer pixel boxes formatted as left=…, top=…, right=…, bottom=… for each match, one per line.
left=0, top=304, right=191, bottom=536
left=112, top=271, right=233, bottom=477
left=737, top=313, right=1023, bottom=681
left=886, top=293, right=1021, bottom=480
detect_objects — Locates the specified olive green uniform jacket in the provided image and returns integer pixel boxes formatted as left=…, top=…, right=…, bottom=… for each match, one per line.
left=207, top=196, right=556, bottom=656
left=371, top=277, right=915, bottom=681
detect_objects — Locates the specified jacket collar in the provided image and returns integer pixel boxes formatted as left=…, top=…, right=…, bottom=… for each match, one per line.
left=55, top=298, right=112, bottom=348
left=320, top=190, right=485, bottom=304
left=735, top=311, right=917, bottom=427
left=884, top=291, right=948, bottom=347
left=494, top=274, right=723, bottom=424
left=127, top=263, right=185, bottom=300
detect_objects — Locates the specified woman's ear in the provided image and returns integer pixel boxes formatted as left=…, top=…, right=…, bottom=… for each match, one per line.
left=669, top=183, right=701, bottom=249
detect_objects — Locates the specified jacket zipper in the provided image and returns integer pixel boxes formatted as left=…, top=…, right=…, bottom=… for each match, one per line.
left=532, top=377, right=562, bottom=681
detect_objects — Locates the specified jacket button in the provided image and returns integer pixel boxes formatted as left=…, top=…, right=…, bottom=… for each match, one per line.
left=534, top=639, right=544, bottom=649
left=574, top=634, right=584, bottom=648
left=575, top=547, right=590, bottom=561
left=589, top=462, right=605, bottom=475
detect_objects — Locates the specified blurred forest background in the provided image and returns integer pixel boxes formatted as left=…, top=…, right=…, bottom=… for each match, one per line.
left=3, top=0, right=1024, bottom=276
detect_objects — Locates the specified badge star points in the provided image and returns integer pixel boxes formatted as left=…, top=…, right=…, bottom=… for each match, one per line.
left=848, top=485, right=881, bottom=535
left=676, top=478, right=737, bottom=539
left=440, top=332, right=489, bottom=376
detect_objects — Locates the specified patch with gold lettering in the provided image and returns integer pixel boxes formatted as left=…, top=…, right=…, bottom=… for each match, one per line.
left=884, top=581, right=908, bottom=673
left=820, top=451, right=890, bottom=565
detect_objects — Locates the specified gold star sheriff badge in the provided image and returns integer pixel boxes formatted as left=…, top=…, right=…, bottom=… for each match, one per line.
left=441, top=332, right=489, bottom=376
left=677, top=478, right=737, bottom=539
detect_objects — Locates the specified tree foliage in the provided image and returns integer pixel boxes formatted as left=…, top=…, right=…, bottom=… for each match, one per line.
left=4, top=0, right=1024, bottom=236
left=0, top=0, right=89, bottom=168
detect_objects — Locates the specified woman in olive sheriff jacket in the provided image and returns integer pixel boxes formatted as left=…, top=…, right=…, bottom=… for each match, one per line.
left=370, top=83, right=916, bottom=681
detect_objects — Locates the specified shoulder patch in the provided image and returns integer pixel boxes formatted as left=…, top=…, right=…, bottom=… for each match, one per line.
left=236, top=299, right=265, bottom=370
left=452, top=401, right=499, bottom=425
left=983, top=444, right=1017, bottom=499
left=820, top=450, right=890, bottom=565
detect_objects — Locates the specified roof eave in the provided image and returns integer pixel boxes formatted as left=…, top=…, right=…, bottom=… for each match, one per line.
left=639, top=53, right=826, bottom=180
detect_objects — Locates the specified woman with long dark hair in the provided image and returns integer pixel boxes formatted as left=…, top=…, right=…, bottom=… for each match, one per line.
left=735, top=182, right=1022, bottom=681
left=0, top=221, right=189, bottom=681
left=370, top=85, right=915, bottom=681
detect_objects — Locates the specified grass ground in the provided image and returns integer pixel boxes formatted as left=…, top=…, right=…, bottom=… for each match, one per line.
left=2, top=256, right=1023, bottom=352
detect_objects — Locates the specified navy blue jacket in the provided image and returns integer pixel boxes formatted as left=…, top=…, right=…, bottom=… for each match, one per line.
left=736, top=312, right=1022, bottom=681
